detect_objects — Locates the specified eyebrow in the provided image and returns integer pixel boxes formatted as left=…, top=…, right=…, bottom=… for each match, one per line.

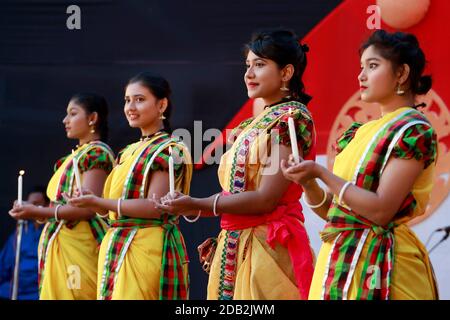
left=124, top=94, right=145, bottom=98
left=361, top=57, right=381, bottom=63
left=246, top=58, right=267, bottom=63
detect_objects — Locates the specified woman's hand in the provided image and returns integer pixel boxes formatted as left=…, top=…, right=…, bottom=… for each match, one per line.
left=9, top=204, right=37, bottom=220
left=281, top=154, right=322, bottom=185
left=68, top=193, right=99, bottom=209
left=154, top=191, right=196, bottom=216
left=62, top=188, right=94, bottom=201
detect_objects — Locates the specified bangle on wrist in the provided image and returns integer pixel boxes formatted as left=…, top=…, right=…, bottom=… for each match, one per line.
left=302, top=187, right=327, bottom=209
left=117, top=198, right=122, bottom=218
left=54, top=204, right=62, bottom=222
left=212, top=193, right=221, bottom=216
left=35, top=205, right=46, bottom=224
left=36, top=218, right=46, bottom=224
left=96, top=212, right=109, bottom=219
left=183, top=210, right=201, bottom=223
left=338, top=181, right=352, bottom=206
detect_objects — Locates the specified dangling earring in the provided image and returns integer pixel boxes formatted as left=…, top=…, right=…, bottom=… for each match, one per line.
left=280, top=82, right=290, bottom=92
left=396, top=84, right=405, bottom=96
left=89, top=121, right=96, bottom=133
left=159, top=113, right=166, bottom=120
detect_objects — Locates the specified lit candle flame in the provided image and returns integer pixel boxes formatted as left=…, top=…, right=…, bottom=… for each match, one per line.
left=19, top=170, right=25, bottom=176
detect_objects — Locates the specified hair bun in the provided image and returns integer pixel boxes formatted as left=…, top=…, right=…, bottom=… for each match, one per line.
left=416, top=75, right=432, bottom=95
left=301, top=43, right=309, bottom=53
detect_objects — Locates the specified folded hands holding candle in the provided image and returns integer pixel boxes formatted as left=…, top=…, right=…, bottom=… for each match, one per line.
left=9, top=201, right=39, bottom=220
left=66, top=189, right=99, bottom=208
left=280, top=153, right=322, bottom=185
left=154, top=191, right=198, bottom=217
left=68, top=193, right=170, bottom=219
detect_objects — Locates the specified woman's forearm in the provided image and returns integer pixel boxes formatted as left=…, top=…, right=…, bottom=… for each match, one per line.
left=95, top=197, right=162, bottom=219
left=301, top=179, right=332, bottom=220
left=317, top=167, right=390, bottom=226
left=34, top=205, right=95, bottom=221
left=192, top=191, right=279, bottom=216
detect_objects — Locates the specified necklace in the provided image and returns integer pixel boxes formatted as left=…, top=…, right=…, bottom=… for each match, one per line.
left=140, top=129, right=164, bottom=141
left=129, top=130, right=165, bottom=157
left=118, top=130, right=166, bottom=164
left=75, top=140, right=98, bottom=149
left=264, top=95, right=294, bottom=109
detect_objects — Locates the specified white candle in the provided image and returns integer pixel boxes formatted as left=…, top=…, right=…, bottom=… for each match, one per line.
left=72, top=150, right=83, bottom=196
left=168, top=146, right=175, bottom=197
left=17, top=170, right=25, bottom=206
left=287, top=108, right=300, bottom=163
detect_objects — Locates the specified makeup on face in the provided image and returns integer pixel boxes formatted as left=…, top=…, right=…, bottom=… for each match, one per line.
left=358, top=46, right=398, bottom=103
left=62, top=102, right=90, bottom=139
left=244, top=50, right=285, bottom=103
left=124, top=82, right=162, bottom=134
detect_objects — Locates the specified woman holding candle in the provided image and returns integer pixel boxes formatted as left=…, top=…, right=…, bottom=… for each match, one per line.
left=281, top=30, right=438, bottom=300
left=68, top=72, right=193, bottom=300
left=9, top=92, right=115, bottom=299
left=157, top=28, right=316, bottom=300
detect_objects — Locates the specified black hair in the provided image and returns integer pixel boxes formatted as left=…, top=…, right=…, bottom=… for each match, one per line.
left=127, top=72, right=173, bottom=133
left=28, top=185, right=50, bottom=205
left=70, top=93, right=109, bottom=141
left=360, top=29, right=432, bottom=96
left=245, top=27, right=312, bottom=105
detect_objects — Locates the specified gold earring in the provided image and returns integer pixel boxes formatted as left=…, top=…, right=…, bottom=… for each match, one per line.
left=280, top=82, right=290, bottom=92
left=89, top=121, right=95, bottom=133
left=396, top=84, right=405, bottom=96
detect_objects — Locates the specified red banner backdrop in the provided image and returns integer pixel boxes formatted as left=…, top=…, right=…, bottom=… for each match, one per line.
left=198, top=0, right=449, bottom=156
left=197, top=0, right=450, bottom=220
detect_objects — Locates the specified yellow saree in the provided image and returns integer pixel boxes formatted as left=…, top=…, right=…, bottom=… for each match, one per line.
left=98, top=132, right=192, bottom=300
left=207, top=100, right=316, bottom=300
left=39, top=141, right=114, bottom=300
left=309, top=107, right=438, bottom=300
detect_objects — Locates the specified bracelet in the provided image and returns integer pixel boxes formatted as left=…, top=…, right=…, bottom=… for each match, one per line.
left=36, top=206, right=46, bottom=224
left=183, top=210, right=201, bottom=223
left=302, top=187, right=327, bottom=209
left=338, top=181, right=352, bottom=206
left=212, top=193, right=221, bottom=216
left=54, top=204, right=62, bottom=222
left=117, top=198, right=122, bottom=218
left=96, top=212, right=109, bottom=219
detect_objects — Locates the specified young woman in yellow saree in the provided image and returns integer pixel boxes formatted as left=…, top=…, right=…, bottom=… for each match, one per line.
left=9, top=93, right=115, bottom=299
left=69, top=73, right=193, bottom=300
left=157, top=29, right=316, bottom=300
left=282, top=30, right=438, bottom=300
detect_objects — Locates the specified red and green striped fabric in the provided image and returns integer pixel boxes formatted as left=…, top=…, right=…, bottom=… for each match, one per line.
left=38, top=141, right=114, bottom=292
left=321, top=108, right=436, bottom=300
left=100, top=133, right=191, bottom=300
left=98, top=217, right=189, bottom=300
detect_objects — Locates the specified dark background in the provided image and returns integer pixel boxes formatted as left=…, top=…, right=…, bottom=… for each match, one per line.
left=0, top=0, right=341, bottom=299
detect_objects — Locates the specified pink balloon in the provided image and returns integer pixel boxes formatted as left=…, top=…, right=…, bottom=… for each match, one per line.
left=377, top=0, right=430, bottom=29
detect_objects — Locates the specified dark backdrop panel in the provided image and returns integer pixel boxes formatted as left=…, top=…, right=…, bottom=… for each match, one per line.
left=0, top=0, right=341, bottom=299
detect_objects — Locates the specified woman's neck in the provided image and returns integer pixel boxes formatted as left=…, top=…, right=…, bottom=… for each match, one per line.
left=140, top=122, right=164, bottom=137
left=378, top=93, right=415, bottom=116
left=78, top=133, right=100, bottom=146
left=262, top=92, right=290, bottom=107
